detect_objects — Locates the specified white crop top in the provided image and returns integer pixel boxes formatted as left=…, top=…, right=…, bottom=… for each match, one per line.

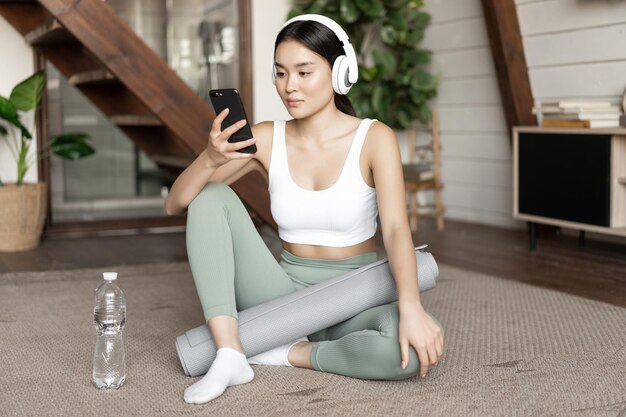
left=268, top=118, right=379, bottom=247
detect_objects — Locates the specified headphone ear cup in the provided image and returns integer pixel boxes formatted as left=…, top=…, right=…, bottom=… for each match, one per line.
left=332, top=55, right=352, bottom=95
left=271, top=66, right=276, bottom=85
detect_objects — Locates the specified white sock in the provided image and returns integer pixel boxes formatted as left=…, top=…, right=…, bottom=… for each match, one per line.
left=247, top=337, right=309, bottom=367
left=183, top=347, right=254, bottom=404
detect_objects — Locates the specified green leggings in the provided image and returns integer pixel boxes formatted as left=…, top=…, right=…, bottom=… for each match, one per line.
left=186, top=181, right=434, bottom=380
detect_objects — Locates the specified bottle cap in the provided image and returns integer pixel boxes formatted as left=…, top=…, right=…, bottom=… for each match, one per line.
left=103, top=272, right=118, bottom=281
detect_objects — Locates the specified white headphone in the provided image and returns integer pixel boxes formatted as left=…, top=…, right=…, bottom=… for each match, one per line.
left=272, top=14, right=359, bottom=95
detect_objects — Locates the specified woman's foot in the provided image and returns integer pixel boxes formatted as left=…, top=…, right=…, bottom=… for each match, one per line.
left=183, top=347, right=254, bottom=404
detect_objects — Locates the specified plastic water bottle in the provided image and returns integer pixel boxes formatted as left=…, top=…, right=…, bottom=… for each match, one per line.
left=93, top=272, right=126, bottom=389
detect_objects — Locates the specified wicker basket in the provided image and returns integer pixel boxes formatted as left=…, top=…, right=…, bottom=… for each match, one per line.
left=0, top=183, right=47, bottom=252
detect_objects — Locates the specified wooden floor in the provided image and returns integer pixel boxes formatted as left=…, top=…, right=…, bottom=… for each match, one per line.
left=1, top=218, right=625, bottom=308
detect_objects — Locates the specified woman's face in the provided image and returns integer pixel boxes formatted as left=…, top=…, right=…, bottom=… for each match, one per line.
left=274, top=40, right=335, bottom=119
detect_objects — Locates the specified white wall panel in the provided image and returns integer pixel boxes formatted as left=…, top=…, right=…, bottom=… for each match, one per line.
left=439, top=106, right=508, bottom=133
left=430, top=48, right=496, bottom=79
left=443, top=183, right=512, bottom=214
left=518, top=0, right=626, bottom=35
left=422, top=0, right=483, bottom=24
left=524, top=23, right=626, bottom=67
left=530, top=61, right=626, bottom=99
left=418, top=0, right=513, bottom=228
left=441, top=158, right=512, bottom=188
left=437, top=77, right=500, bottom=105
left=422, top=16, right=488, bottom=51
left=440, top=133, right=512, bottom=161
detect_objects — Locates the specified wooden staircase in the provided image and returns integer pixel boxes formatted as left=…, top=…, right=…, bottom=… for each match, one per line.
left=0, top=0, right=276, bottom=232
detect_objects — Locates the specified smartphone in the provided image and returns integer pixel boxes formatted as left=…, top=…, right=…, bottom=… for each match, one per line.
left=209, top=88, right=256, bottom=154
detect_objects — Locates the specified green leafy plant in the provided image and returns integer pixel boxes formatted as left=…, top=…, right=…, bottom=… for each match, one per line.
left=0, top=70, right=95, bottom=186
left=288, top=0, right=439, bottom=129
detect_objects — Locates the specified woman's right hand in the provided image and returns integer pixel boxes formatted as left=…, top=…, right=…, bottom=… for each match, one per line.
left=205, top=108, right=257, bottom=168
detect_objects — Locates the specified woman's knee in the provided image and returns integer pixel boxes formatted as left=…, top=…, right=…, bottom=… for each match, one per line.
left=387, top=314, right=443, bottom=380
left=368, top=337, right=420, bottom=380
left=374, top=306, right=445, bottom=380
left=368, top=305, right=421, bottom=380
left=188, top=181, right=237, bottom=214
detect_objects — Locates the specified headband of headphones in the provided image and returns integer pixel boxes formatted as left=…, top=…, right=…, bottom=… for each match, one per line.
left=279, top=14, right=359, bottom=85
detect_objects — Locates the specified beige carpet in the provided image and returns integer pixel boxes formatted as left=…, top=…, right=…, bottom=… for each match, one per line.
left=1, top=261, right=625, bottom=417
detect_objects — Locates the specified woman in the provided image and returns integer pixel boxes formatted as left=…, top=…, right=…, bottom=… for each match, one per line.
left=165, top=14, right=444, bottom=405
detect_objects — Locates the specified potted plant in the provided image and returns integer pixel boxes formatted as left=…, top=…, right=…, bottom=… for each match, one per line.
left=0, top=70, right=95, bottom=252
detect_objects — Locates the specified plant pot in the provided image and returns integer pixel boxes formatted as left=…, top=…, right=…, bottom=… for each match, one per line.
left=0, top=183, right=47, bottom=252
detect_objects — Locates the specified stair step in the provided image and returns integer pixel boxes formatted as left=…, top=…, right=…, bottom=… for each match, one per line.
left=68, top=69, right=119, bottom=86
left=24, top=20, right=77, bottom=45
left=0, top=3, right=48, bottom=36
left=110, top=115, right=163, bottom=127
left=150, top=154, right=195, bottom=169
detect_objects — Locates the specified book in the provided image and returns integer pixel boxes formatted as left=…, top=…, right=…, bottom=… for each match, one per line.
left=540, top=101, right=612, bottom=109
left=533, top=106, right=621, bottom=115
left=538, top=112, right=620, bottom=121
left=587, top=119, right=620, bottom=128
left=542, top=119, right=590, bottom=128
left=542, top=118, right=620, bottom=128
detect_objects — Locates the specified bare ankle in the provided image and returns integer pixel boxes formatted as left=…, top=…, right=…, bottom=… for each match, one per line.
left=207, top=315, right=245, bottom=353
left=288, top=341, right=313, bottom=369
left=217, top=343, right=245, bottom=353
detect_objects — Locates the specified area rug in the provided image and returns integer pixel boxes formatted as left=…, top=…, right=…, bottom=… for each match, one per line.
left=1, top=261, right=625, bottom=417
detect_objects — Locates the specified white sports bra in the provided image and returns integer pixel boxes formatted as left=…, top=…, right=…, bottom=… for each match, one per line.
left=268, top=119, right=379, bottom=247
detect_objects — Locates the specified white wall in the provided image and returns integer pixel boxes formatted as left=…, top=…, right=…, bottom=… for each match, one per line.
left=421, top=0, right=517, bottom=228
left=251, top=0, right=291, bottom=123
left=517, top=0, right=626, bottom=105
left=0, top=18, right=37, bottom=184
left=421, top=0, right=626, bottom=229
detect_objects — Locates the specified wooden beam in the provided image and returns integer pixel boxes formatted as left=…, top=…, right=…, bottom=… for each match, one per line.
left=480, top=0, right=536, bottom=135
left=239, top=0, right=253, bottom=122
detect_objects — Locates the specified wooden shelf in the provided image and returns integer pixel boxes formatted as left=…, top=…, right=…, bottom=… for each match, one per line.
left=110, top=115, right=162, bottom=127
left=514, top=213, right=626, bottom=238
left=150, top=154, right=195, bottom=169
left=514, top=125, right=626, bottom=136
left=68, top=69, right=119, bottom=86
left=514, top=127, right=626, bottom=246
left=24, top=20, right=77, bottom=45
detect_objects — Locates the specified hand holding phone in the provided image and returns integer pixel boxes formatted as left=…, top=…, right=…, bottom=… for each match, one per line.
left=209, top=89, right=257, bottom=154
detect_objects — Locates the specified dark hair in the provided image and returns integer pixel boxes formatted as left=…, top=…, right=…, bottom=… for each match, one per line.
left=274, top=20, right=357, bottom=117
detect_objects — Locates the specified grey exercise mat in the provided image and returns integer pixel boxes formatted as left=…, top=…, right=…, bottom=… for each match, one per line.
left=176, top=246, right=438, bottom=377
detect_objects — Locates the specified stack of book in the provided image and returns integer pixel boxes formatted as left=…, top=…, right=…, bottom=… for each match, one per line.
left=533, top=101, right=623, bottom=128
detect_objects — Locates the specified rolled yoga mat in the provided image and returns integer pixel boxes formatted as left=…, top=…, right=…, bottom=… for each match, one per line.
left=176, top=245, right=438, bottom=377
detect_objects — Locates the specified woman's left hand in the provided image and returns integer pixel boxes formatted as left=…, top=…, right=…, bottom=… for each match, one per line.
left=398, top=302, right=444, bottom=378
